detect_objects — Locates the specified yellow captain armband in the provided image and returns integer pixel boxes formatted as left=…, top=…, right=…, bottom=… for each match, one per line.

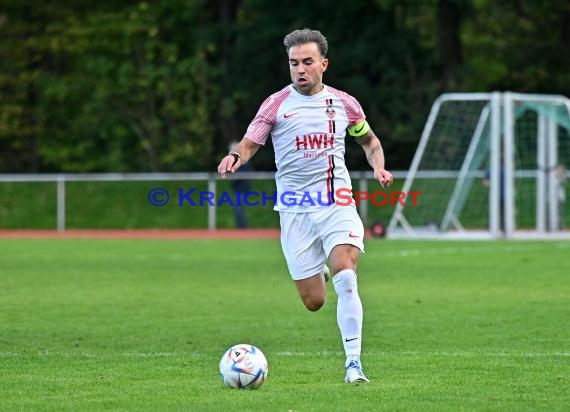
left=347, top=120, right=370, bottom=137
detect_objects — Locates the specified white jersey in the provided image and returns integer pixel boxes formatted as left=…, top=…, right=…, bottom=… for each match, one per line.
left=245, top=84, right=366, bottom=212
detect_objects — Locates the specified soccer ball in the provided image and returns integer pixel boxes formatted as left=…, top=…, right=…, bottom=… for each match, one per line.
left=219, top=344, right=268, bottom=389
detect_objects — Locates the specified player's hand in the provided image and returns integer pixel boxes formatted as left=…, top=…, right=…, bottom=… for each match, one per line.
left=217, top=155, right=242, bottom=178
left=376, top=169, right=394, bottom=188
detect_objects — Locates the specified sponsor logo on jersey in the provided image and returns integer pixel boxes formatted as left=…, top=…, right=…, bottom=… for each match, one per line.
left=295, top=134, right=335, bottom=150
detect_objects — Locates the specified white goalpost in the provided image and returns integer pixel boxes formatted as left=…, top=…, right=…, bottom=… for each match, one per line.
left=387, top=92, right=570, bottom=239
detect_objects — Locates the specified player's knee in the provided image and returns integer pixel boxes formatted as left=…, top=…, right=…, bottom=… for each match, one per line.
left=329, top=256, right=359, bottom=275
left=329, top=245, right=360, bottom=269
left=303, top=295, right=325, bottom=311
left=330, top=263, right=357, bottom=277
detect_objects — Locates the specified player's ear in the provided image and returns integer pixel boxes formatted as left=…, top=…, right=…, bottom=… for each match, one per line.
left=321, top=57, right=328, bottom=72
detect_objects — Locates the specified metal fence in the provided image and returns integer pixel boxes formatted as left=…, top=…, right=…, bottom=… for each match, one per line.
left=0, top=171, right=409, bottom=231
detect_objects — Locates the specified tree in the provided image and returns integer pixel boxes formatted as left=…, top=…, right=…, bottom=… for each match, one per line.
left=1, top=1, right=222, bottom=172
left=1, top=0, right=568, bottom=172
left=40, top=1, right=221, bottom=171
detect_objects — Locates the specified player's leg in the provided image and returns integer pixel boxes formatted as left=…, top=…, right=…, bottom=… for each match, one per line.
left=294, top=272, right=326, bottom=312
left=317, top=204, right=368, bottom=384
left=279, top=211, right=328, bottom=311
left=329, top=244, right=368, bottom=384
left=329, top=245, right=362, bottom=349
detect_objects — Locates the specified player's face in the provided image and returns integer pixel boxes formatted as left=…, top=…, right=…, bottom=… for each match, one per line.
left=288, top=42, right=328, bottom=96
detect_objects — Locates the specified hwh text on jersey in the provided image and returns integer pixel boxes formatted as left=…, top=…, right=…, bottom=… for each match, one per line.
left=295, top=134, right=334, bottom=150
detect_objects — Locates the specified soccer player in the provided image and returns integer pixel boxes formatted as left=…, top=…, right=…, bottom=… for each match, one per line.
left=217, top=28, right=393, bottom=384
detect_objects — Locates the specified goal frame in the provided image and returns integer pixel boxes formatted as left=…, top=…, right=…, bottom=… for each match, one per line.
left=387, top=92, right=570, bottom=239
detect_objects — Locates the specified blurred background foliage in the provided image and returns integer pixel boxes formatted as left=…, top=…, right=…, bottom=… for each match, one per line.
left=1, top=0, right=568, bottom=173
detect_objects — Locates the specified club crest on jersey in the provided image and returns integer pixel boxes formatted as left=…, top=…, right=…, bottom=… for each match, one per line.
left=325, top=98, right=335, bottom=119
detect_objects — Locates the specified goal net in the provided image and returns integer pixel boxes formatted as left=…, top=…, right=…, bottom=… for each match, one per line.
left=388, top=92, right=570, bottom=239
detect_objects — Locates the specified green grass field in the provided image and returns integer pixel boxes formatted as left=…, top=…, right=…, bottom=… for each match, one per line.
left=1, top=239, right=569, bottom=411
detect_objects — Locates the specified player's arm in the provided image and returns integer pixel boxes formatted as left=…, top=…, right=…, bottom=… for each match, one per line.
left=217, top=137, right=261, bottom=178
left=349, top=121, right=394, bottom=188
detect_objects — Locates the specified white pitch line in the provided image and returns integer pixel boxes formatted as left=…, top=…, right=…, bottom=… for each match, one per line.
left=380, top=242, right=570, bottom=259
left=122, top=352, right=180, bottom=357
left=2, top=351, right=569, bottom=358
left=395, top=351, right=570, bottom=358
left=271, top=351, right=570, bottom=358
left=0, top=351, right=184, bottom=358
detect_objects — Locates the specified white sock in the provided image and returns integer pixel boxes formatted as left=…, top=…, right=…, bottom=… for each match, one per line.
left=332, top=269, right=363, bottom=359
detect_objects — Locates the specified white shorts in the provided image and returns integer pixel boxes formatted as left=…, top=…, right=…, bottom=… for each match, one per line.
left=279, top=203, right=365, bottom=280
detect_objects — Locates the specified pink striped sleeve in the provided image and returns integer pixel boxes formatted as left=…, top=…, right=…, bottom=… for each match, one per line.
left=245, top=87, right=291, bottom=145
left=328, top=86, right=366, bottom=126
